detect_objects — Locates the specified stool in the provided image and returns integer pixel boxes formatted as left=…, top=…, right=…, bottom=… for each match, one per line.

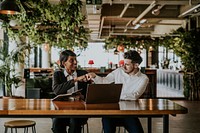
left=4, top=120, right=36, bottom=133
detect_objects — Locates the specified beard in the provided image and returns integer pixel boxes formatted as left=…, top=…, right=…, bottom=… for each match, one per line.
left=122, top=66, right=135, bottom=74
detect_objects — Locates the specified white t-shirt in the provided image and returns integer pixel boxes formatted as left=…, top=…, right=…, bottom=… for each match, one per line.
left=92, top=67, right=149, bottom=100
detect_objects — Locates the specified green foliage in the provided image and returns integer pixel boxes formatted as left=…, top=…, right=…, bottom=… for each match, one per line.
left=0, top=51, right=21, bottom=96
left=105, top=28, right=200, bottom=100
left=0, top=40, right=30, bottom=96
left=161, top=28, right=200, bottom=72
left=1, top=0, right=88, bottom=49
left=104, top=36, right=159, bottom=50
left=161, top=27, right=200, bottom=100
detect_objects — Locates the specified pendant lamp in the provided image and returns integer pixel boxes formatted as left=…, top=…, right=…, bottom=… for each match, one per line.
left=0, top=0, right=20, bottom=14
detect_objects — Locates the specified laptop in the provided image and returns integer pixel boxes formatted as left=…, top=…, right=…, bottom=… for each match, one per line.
left=85, top=84, right=123, bottom=104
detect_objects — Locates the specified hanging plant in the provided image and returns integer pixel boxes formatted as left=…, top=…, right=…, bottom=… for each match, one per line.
left=1, top=0, right=89, bottom=49
left=104, top=35, right=159, bottom=51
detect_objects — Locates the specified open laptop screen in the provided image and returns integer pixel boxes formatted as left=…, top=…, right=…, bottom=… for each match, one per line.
left=85, top=84, right=122, bottom=104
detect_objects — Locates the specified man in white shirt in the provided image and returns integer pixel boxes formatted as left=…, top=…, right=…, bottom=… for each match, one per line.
left=86, top=50, right=149, bottom=133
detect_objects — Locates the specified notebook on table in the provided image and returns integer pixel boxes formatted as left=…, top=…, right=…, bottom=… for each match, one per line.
left=84, top=84, right=123, bottom=104
left=52, top=89, right=82, bottom=101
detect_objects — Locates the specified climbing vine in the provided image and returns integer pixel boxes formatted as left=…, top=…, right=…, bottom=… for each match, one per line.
left=1, top=0, right=89, bottom=49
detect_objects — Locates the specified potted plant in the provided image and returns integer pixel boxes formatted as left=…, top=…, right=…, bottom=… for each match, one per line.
left=0, top=41, right=30, bottom=97
left=161, top=28, right=200, bottom=100
left=0, top=52, right=21, bottom=97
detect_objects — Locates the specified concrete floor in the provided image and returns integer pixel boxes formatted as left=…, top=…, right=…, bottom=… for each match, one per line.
left=0, top=117, right=164, bottom=133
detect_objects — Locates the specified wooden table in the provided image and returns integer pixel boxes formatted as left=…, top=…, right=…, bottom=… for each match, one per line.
left=0, top=98, right=187, bottom=133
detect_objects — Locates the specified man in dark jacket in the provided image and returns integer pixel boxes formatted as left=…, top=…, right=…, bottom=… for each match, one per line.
left=52, top=50, right=90, bottom=133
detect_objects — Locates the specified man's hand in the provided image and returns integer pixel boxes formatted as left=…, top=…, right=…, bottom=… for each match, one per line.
left=74, top=75, right=87, bottom=82
left=85, top=72, right=96, bottom=81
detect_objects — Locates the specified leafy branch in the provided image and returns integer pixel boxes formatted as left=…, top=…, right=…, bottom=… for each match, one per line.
left=1, top=0, right=89, bottom=49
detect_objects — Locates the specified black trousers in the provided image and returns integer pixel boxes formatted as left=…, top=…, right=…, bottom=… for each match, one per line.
left=52, top=118, right=88, bottom=133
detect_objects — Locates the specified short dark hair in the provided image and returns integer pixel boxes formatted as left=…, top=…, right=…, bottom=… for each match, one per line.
left=124, top=50, right=142, bottom=64
left=59, top=50, right=76, bottom=68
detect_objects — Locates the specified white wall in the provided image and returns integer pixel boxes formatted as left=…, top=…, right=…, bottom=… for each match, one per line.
left=76, top=42, right=119, bottom=68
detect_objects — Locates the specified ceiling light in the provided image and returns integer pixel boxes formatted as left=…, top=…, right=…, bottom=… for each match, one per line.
left=152, top=5, right=162, bottom=16
left=133, top=24, right=140, bottom=29
left=0, top=0, right=20, bottom=14
left=124, top=28, right=127, bottom=32
left=139, top=19, right=147, bottom=24
left=152, top=8, right=160, bottom=16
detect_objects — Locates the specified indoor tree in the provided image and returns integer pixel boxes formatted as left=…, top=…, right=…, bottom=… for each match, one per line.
left=161, top=28, right=200, bottom=100
left=0, top=40, right=30, bottom=96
